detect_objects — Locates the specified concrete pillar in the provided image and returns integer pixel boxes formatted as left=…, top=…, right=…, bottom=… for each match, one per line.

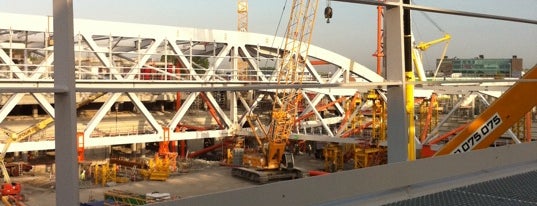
left=140, top=143, right=146, bottom=158
left=131, top=143, right=137, bottom=156
left=21, top=151, right=28, bottom=162
left=33, top=151, right=39, bottom=160
left=32, top=105, right=39, bottom=118
left=13, top=151, right=20, bottom=160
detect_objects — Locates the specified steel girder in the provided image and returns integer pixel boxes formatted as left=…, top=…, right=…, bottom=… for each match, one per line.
left=0, top=12, right=385, bottom=152
left=0, top=12, right=513, bottom=152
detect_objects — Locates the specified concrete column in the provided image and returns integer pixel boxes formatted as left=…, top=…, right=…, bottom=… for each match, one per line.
left=21, top=151, right=28, bottom=162
left=107, top=146, right=112, bottom=157
left=140, top=143, right=146, bottom=158
left=32, top=105, right=39, bottom=118
left=131, top=143, right=137, bottom=155
left=13, top=151, right=20, bottom=160
left=230, top=92, right=238, bottom=134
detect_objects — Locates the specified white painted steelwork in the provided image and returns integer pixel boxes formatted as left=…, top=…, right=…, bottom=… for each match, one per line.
left=0, top=12, right=518, bottom=153
left=0, top=12, right=384, bottom=152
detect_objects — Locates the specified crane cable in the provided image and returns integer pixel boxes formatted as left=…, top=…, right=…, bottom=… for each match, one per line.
left=264, top=0, right=289, bottom=69
left=419, top=9, right=445, bottom=33
left=411, top=0, right=450, bottom=80
left=411, top=0, right=445, bottom=33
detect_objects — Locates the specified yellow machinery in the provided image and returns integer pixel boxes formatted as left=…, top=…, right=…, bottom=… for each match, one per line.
left=337, top=92, right=363, bottom=137
left=351, top=90, right=387, bottom=169
left=134, top=127, right=177, bottom=182
left=0, top=115, right=56, bottom=202
left=92, top=162, right=118, bottom=187
left=139, top=127, right=177, bottom=181
left=322, top=90, right=390, bottom=172
left=367, top=90, right=387, bottom=143
left=412, top=33, right=451, bottom=81
left=90, top=161, right=129, bottom=187
left=408, top=33, right=450, bottom=160
left=354, top=146, right=382, bottom=169
left=432, top=65, right=537, bottom=156
left=139, top=154, right=172, bottom=181
left=0, top=93, right=105, bottom=202
left=348, top=95, right=364, bottom=134
left=0, top=135, right=23, bottom=204
left=231, top=0, right=319, bottom=183
left=157, top=127, right=177, bottom=174
left=323, top=143, right=343, bottom=172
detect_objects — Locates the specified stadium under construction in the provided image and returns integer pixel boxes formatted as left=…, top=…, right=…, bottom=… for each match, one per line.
left=0, top=0, right=537, bottom=205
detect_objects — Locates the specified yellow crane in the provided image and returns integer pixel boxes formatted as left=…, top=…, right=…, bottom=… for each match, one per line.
left=237, top=0, right=248, bottom=32
left=237, top=0, right=249, bottom=80
left=415, top=33, right=451, bottom=51
left=0, top=92, right=105, bottom=203
left=232, top=0, right=319, bottom=183
left=433, top=64, right=537, bottom=155
left=412, top=33, right=451, bottom=81
left=0, top=134, right=23, bottom=204
left=408, top=33, right=451, bottom=160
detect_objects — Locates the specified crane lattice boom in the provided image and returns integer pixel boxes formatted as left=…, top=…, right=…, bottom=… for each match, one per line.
left=271, top=0, right=319, bottom=143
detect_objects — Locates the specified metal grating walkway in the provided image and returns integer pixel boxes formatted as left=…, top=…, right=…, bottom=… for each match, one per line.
left=385, top=170, right=537, bottom=206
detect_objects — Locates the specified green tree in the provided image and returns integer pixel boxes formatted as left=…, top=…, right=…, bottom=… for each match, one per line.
left=191, top=56, right=209, bottom=75
left=192, top=56, right=209, bottom=69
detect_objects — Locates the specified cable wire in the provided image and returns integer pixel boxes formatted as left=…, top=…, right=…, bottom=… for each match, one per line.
left=264, top=0, right=289, bottom=68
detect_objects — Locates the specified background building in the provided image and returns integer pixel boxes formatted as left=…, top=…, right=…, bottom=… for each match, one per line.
left=436, top=55, right=523, bottom=77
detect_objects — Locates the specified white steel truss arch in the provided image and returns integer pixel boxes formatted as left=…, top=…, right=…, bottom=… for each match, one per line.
left=0, top=12, right=384, bottom=152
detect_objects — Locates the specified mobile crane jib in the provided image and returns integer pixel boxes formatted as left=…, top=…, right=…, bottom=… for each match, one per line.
left=427, top=64, right=537, bottom=156
left=231, top=0, right=320, bottom=183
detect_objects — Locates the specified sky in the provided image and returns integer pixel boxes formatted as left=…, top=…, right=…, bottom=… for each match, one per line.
left=1, top=0, right=536, bottom=71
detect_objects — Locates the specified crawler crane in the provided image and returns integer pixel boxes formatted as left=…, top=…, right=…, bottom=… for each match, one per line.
left=231, top=0, right=319, bottom=183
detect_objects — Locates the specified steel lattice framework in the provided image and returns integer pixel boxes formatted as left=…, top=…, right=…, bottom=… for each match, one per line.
left=0, top=12, right=518, bottom=154
left=0, top=12, right=385, bottom=152
left=2, top=1, right=534, bottom=205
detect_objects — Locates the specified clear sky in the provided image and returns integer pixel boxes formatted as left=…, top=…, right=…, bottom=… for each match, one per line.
left=1, top=0, right=536, bottom=70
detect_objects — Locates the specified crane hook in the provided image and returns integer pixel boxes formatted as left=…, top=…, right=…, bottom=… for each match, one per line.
left=324, top=6, right=333, bottom=23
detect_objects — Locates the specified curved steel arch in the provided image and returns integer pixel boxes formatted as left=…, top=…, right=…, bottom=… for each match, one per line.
left=0, top=12, right=384, bottom=152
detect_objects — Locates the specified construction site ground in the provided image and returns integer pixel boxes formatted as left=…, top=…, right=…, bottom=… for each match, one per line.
left=15, top=154, right=325, bottom=205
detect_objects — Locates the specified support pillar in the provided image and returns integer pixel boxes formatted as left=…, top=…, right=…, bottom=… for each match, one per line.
left=385, top=0, right=409, bottom=163
left=403, top=0, right=415, bottom=161
left=53, top=0, right=79, bottom=205
left=140, top=143, right=146, bottom=158
left=230, top=92, right=238, bottom=135
left=21, top=151, right=28, bottom=162
left=13, top=151, right=20, bottom=160
left=131, top=143, right=137, bottom=156
left=32, top=105, right=39, bottom=118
